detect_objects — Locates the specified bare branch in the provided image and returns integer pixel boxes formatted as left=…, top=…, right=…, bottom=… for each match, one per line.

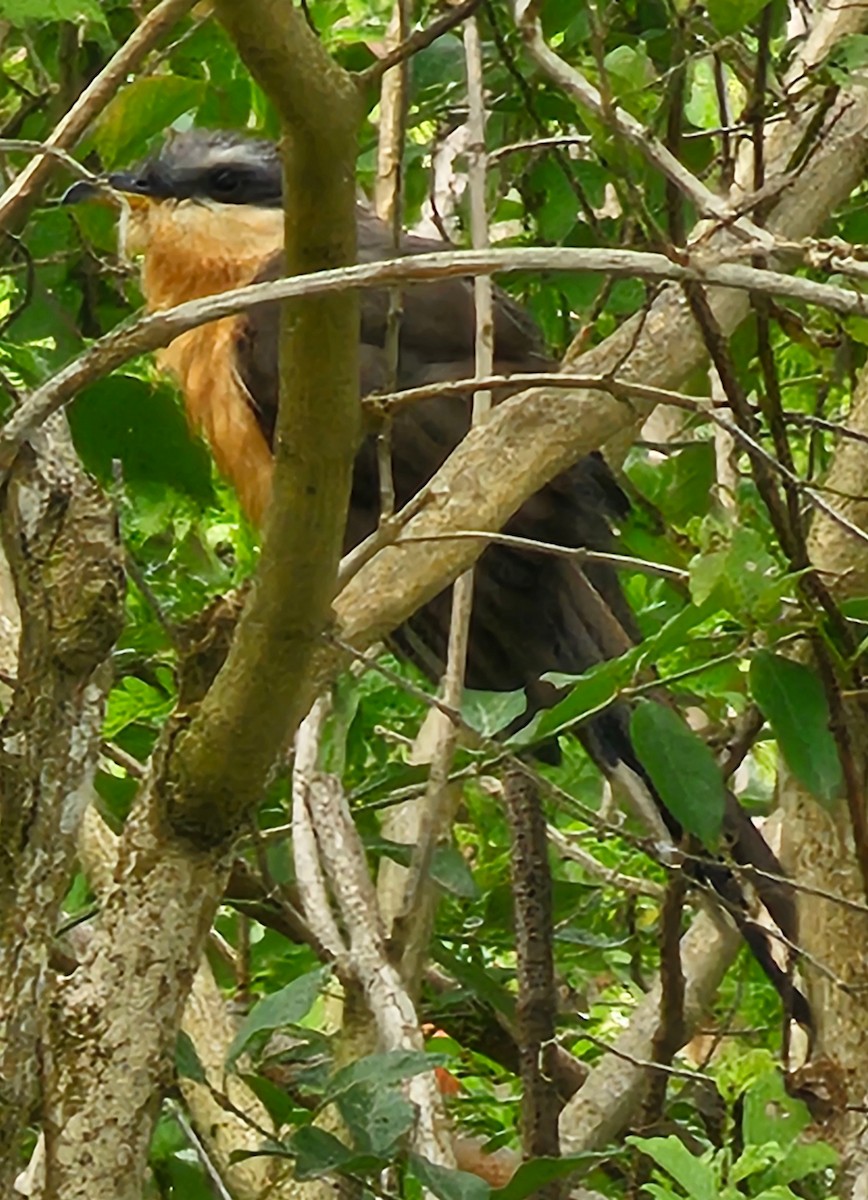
left=297, top=709, right=455, bottom=1170
left=6, top=242, right=868, bottom=474
left=0, top=139, right=98, bottom=180
left=396, top=529, right=689, bottom=582
left=0, top=418, right=122, bottom=1190
left=292, top=699, right=348, bottom=961
left=392, top=12, right=494, bottom=982
left=359, top=0, right=483, bottom=85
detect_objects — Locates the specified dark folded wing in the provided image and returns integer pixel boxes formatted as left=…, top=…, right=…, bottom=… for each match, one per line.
left=232, top=210, right=808, bottom=1029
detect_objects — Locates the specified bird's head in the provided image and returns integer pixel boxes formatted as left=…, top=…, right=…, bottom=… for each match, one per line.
left=64, top=128, right=285, bottom=306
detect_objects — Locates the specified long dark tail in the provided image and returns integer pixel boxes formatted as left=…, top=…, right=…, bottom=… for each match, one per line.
left=581, top=706, right=812, bottom=1032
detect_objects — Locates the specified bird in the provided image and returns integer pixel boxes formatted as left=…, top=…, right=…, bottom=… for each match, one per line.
left=64, top=127, right=808, bottom=1026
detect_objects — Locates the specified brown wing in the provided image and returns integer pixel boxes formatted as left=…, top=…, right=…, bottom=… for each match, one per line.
left=234, top=209, right=639, bottom=695
left=231, top=204, right=808, bottom=1027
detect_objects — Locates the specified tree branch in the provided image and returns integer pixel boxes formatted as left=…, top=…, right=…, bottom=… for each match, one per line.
left=0, top=418, right=122, bottom=1192
left=359, top=0, right=483, bottom=85
left=7, top=242, right=868, bottom=475
left=38, top=2, right=365, bottom=1192
left=167, top=0, right=363, bottom=839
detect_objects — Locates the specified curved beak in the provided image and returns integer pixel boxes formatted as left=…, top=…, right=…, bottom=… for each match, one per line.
left=61, top=175, right=153, bottom=210
left=105, top=171, right=158, bottom=197
left=61, top=179, right=111, bottom=205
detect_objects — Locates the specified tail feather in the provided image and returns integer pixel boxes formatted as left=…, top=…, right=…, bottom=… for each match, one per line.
left=580, top=708, right=812, bottom=1032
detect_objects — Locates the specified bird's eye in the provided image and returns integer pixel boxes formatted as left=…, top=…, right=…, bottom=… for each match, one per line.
left=210, top=168, right=241, bottom=198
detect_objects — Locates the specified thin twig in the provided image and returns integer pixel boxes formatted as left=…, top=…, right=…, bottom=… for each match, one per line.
left=0, top=139, right=98, bottom=181
left=7, top=242, right=868, bottom=472
left=397, top=530, right=689, bottom=582
left=330, top=632, right=868, bottom=925
left=358, top=0, right=483, bottom=84
left=165, top=1101, right=234, bottom=1200
left=511, top=2, right=774, bottom=249
left=548, top=827, right=665, bottom=897
left=101, top=742, right=145, bottom=779
left=393, top=17, right=494, bottom=980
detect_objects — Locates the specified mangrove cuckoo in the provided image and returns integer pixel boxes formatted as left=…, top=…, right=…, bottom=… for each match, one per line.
left=65, top=128, right=808, bottom=1025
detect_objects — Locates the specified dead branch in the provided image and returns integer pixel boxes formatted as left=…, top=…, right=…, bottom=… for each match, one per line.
left=6, top=242, right=868, bottom=477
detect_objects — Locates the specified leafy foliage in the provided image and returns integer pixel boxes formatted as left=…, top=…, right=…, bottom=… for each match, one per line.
left=0, top=0, right=858, bottom=1194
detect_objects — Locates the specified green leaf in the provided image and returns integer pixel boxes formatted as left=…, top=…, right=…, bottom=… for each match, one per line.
left=433, top=943, right=516, bottom=1020
left=628, top=443, right=715, bottom=526
left=629, top=701, right=726, bottom=849
left=431, top=845, right=479, bottom=899
left=773, top=1141, right=839, bottom=1185
left=337, top=1083, right=415, bottom=1156
left=603, top=45, right=655, bottom=94
left=175, top=1030, right=207, bottom=1084
left=320, top=673, right=362, bottom=774
left=328, top=1049, right=446, bottom=1100
left=628, top=1135, right=717, bottom=1200
left=827, top=35, right=868, bottom=85
left=750, top=652, right=843, bottom=805
left=687, top=57, right=728, bottom=129
left=289, top=1127, right=374, bottom=1179
left=507, top=655, right=633, bottom=749
left=288, top=1126, right=387, bottom=1180
left=91, top=77, right=206, bottom=167
left=705, top=0, right=771, bottom=35
left=494, top=1155, right=601, bottom=1200
left=69, top=376, right=213, bottom=503
left=408, top=1152, right=491, bottom=1200
left=461, top=689, right=527, bottom=737
left=0, top=0, right=103, bottom=22
left=226, top=967, right=330, bottom=1067
left=104, top=677, right=174, bottom=739
left=741, top=1070, right=811, bottom=1147
left=689, top=526, right=782, bottom=618
left=555, top=926, right=630, bottom=948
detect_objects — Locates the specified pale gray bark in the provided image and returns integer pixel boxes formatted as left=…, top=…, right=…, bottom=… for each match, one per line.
left=0, top=418, right=122, bottom=1192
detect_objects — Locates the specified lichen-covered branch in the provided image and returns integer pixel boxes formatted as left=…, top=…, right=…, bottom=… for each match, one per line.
left=780, top=369, right=868, bottom=1196
left=37, top=2, right=364, bottom=1191
left=0, top=418, right=122, bottom=1192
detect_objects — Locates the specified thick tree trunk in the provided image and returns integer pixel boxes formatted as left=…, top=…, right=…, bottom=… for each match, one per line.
left=0, top=419, right=123, bottom=1192
left=780, top=370, right=868, bottom=1197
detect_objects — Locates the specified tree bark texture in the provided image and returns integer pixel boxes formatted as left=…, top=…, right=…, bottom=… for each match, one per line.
left=36, top=3, right=364, bottom=1190
left=0, top=418, right=123, bottom=1191
left=780, top=368, right=868, bottom=1196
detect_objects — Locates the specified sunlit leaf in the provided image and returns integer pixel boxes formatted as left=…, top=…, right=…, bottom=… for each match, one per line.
left=91, top=76, right=206, bottom=167
left=104, top=677, right=174, bottom=740
left=628, top=1135, right=717, bottom=1200
left=0, top=0, right=103, bottom=22
left=494, top=1155, right=603, bottom=1200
